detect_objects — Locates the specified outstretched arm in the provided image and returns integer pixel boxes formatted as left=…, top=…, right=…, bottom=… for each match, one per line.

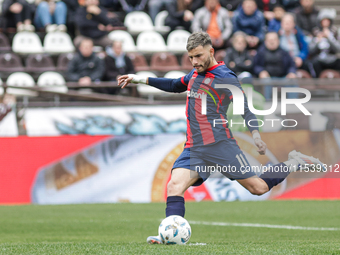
left=117, top=74, right=187, bottom=93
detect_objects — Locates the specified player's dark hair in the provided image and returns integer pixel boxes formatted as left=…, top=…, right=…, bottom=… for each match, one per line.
left=186, top=31, right=212, bottom=52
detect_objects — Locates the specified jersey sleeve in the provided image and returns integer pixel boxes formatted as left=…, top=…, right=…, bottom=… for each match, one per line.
left=222, top=72, right=259, bottom=133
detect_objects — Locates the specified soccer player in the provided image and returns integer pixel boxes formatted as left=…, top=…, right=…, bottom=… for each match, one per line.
left=117, top=31, right=326, bottom=244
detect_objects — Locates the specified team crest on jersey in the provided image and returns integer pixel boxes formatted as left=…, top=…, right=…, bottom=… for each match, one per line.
left=204, top=78, right=211, bottom=84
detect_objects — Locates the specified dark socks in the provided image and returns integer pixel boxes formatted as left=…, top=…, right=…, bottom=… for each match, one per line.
left=260, top=162, right=290, bottom=190
left=165, top=196, right=185, bottom=217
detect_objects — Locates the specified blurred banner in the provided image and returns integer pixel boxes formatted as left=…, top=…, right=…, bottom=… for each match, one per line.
left=0, top=131, right=339, bottom=204
left=23, top=102, right=340, bottom=136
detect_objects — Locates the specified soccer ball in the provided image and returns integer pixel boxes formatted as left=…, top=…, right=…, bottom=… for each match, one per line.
left=158, top=215, right=191, bottom=245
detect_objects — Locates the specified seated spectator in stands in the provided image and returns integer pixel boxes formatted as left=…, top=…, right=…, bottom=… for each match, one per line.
left=1, top=0, right=34, bottom=31
left=101, top=40, right=135, bottom=94
left=253, top=32, right=297, bottom=99
left=164, top=0, right=204, bottom=32
left=118, top=0, right=148, bottom=13
left=278, top=0, right=300, bottom=12
left=75, top=0, right=123, bottom=48
left=34, top=0, right=67, bottom=32
left=224, top=31, right=253, bottom=75
left=294, top=0, right=318, bottom=38
left=278, top=13, right=312, bottom=75
left=268, top=5, right=285, bottom=32
left=310, top=9, right=340, bottom=77
left=232, top=0, right=265, bottom=48
left=148, top=0, right=172, bottom=24
left=192, top=0, right=232, bottom=49
left=67, top=38, right=105, bottom=86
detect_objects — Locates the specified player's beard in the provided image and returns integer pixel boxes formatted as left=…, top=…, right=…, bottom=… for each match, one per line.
left=198, top=56, right=212, bottom=74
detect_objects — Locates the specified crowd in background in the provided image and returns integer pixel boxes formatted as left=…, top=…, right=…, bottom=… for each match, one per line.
left=0, top=0, right=340, bottom=99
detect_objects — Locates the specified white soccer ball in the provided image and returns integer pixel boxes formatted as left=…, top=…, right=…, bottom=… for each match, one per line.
left=158, top=215, right=191, bottom=245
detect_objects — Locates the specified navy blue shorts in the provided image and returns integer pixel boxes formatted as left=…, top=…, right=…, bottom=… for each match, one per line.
left=172, top=139, right=256, bottom=186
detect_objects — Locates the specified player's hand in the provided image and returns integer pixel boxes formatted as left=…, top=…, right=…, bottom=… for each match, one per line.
left=117, top=75, right=134, bottom=88
left=254, top=138, right=267, bottom=155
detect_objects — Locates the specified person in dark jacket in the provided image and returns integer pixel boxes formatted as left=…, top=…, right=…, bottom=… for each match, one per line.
left=253, top=31, right=297, bottom=99
left=102, top=40, right=135, bottom=94
left=67, top=38, right=105, bottom=86
left=294, top=0, right=318, bottom=38
left=267, top=5, right=285, bottom=32
left=1, top=0, right=34, bottom=31
left=232, top=0, right=265, bottom=48
left=224, top=31, right=253, bottom=74
left=164, top=0, right=204, bottom=32
left=74, top=0, right=122, bottom=48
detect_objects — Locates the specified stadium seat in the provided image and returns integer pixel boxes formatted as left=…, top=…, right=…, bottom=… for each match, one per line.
left=37, top=72, right=67, bottom=93
left=43, top=32, right=75, bottom=54
left=164, top=71, right=187, bottom=78
left=6, top=72, right=37, bottom=96
left=108, top=30, right=136, bottom=52
left=0, top=33, right=11, bottom=52
left=127, top=52, right=149, bottom=71
left=12, top=32, right=44, bottom=54
left=319, top=69, right=340, bottom=79
left=181, top=52, right=193, bottom=70
left=135, top=71, right=164, bottom=97
left=25, top=54, right=56, bottom=73
left=215, top=50, right=226, bottom=62
left=124, top=11, right=154, bottom=34
left=167, top=30, right=191, bottom=53
left=0, top=53, right=24, bottom=72
left=136, top=31, right=167, bottom=52
left=154, top=10, right=170, bottom=34
left=150, top=52, right=180, bottom=72
left=296, top=69, right=312, bottom=79
left=57, top=53, right=75, bottom=71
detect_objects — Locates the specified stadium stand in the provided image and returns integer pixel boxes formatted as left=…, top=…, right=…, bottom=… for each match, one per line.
left=0, top=53, right=24, bottom=73
left=150, top=52, right=180, bottom=72
left=124, top=11, right=154, bottom=34
left=167, top=30, right=191, bottom=53
left=37, top=72, right=67, bottom=93
left=181, top=53, right=193, bottom=71
left=12, top=32, right=43, bottom=54
left=0, top=32, right=11, bottom=52
left=43, top=32, right=75, bottom=54
left=136, top=31, right=167, bottom=52
left=6, top=72, right=37, bottom=97
left=25, top=54, right=56, bottom=73
left=108, top=30, right=136, bottom=52
left=319, top=69, right=340, bottom=79
left=57, top=53, right=75, bottom=72
left=164, top=71, right=187, bottom=79
left=154, top=10, right=170, bottom=34
left=127, top=52, right=149, bottom=71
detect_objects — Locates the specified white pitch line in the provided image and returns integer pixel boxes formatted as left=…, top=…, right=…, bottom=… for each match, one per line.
left=189, top=221, right=340, bottom=231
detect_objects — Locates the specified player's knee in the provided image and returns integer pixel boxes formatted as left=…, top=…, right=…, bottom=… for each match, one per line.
left=248, top=185, right=268, bottom=196
left=167, top=179, right=185, bottom=196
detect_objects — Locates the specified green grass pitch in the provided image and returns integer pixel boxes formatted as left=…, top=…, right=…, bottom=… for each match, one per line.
left=0, top=201, right=340, bottom=254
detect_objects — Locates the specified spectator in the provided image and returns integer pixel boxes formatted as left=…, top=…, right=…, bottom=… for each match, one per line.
left=75, top=0, right=122, bottom=48
left=61, top=0, right=79, bottom=36
left=34, top=0, right=67, bottom=32
left=192, top=0, right=232, bottom=49
left=1, top=0, right=34, bottom=31
left=310, top=9, right=340, bottom=77
left=67, top=38, right=105, bottom=86
left=232, top=0, right=265, bottom=48
left=118, top=0, right=148, bottom=13
left=148, top=0, right=172, bottom=23
left=279, top=0, right=300, bottom=12
left=253, top=32, right=297, bottom=99
left=268, top=5, right=285, bottom=32
left=224, top=31, right=253, bottom=74
left=294, top=0, right=318, bottom=37
left=164, top=0, right=204, bottom=32
left=102, top=40, right=135, bottom=94
left=278, top=13, right=311, bottom=75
